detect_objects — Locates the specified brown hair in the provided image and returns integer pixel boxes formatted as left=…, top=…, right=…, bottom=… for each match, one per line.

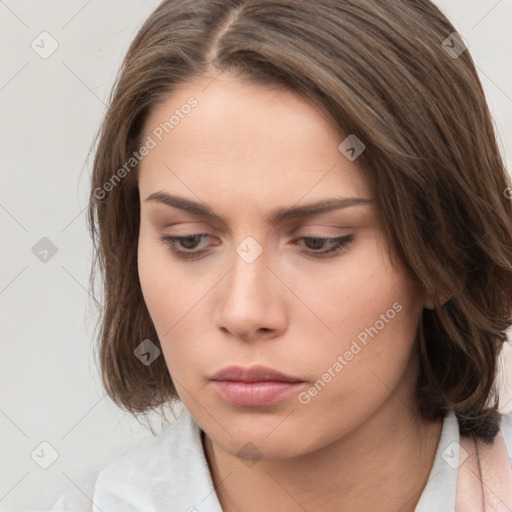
left=87, top=0, right=512, bottom=442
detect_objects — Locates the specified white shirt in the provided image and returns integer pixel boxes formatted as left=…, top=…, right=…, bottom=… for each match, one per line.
left=82, top=408, right=512, bottom=512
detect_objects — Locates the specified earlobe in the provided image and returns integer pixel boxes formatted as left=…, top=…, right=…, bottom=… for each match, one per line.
left=423, top=293, right=451, bottom=310
left=423, top=297, right=435, bottom=310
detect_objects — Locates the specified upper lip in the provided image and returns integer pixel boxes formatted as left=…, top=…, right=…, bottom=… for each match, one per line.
left=211, top=365, right=303, bottom=383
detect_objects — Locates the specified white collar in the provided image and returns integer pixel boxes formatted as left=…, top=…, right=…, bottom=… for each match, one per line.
left=90, top=408, right=464, bottom=511
left=165, top=408, right=461, bottom=511
left=414, top=411, right=459, bottom=511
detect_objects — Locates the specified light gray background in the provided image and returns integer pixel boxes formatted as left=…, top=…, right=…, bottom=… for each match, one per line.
left=1, top=1, right=511, bottom=510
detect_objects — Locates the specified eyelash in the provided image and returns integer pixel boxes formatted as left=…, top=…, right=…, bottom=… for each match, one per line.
left=158, top=233, right=355, bottom=261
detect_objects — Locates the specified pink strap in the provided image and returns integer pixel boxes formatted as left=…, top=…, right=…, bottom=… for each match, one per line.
left=456, top=430, right=512, bottom=511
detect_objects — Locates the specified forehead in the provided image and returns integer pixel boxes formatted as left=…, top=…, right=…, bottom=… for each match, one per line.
left=138, top=74, right=371, bottom=217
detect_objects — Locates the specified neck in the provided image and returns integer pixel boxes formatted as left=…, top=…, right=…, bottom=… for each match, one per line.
left=203, top=388, right=443, bottom=512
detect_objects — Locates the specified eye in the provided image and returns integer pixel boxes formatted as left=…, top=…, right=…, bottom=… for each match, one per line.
left=159, top=233, right=355, bottom=261
left=159, top=234, right=213, bottom=260
left=297, top=235, right=355, bottom=258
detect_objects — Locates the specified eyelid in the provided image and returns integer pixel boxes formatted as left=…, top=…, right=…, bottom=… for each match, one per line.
left=292, top=227, right=353, bottom=236
left=154, top=212, right=359, bottom=234
left=161, top=221, right=352, bottom=234
left=159, top=232, right=355, bottom=261
left=160, top=223, right=354, bottom=242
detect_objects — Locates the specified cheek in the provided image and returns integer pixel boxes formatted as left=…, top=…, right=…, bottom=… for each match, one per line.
left=137, top=231, right=185, bottom=349
left=137, top=231, right=215, bottom=380
left=293, top=239, right=412, bottom=342
left=294, top=272, right=421, bottom=443
left=293, top=239, right=422, bottom=390
left=138, top=232, right=168, bottom=319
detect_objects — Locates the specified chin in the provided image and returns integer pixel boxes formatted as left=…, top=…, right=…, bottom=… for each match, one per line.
left=221, top=433, right=308, bottom=462
left=203, top=409, right=320, bottom=459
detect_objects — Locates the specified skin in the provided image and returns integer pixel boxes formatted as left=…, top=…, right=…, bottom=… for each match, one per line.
left=137, top=72, right=443, bottom=512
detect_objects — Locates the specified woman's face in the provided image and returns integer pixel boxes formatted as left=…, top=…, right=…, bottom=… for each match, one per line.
left=137, top=73, right=429, bottom=459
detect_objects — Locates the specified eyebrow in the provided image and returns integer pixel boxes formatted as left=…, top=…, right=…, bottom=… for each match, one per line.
left=145, top=191, right=374, bottom=225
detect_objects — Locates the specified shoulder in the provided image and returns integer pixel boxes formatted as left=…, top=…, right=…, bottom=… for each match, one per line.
left=94, top=409, right=193, bottom=486
left=91, top=408, right=223, bottom=511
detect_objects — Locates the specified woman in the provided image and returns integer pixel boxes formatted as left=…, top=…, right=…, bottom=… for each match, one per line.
left=87, top=0, right=512, bottom=510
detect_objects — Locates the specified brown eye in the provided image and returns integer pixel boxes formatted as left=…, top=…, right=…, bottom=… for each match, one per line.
left=158, top=233, right=355, bottom=261
left=159, top=234, right=212, bottom=260
left=299, top=235, right=355, bottom=257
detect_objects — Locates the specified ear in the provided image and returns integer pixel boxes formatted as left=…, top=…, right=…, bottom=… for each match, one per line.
left=423, top=292, right=451, bottom=310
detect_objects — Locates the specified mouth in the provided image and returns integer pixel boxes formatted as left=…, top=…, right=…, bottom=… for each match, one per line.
left=210, top=365, right=305, bottom=407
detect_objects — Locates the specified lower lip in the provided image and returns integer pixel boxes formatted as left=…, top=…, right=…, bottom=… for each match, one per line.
left=212, top=380, right=303, bottom=407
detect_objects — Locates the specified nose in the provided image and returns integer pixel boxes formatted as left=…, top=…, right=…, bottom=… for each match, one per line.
left=215, top=242, right=287, bottom=342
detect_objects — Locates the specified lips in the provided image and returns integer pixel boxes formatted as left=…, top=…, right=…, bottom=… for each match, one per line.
left=211, top=365, right=302, bottom=383
left=210, top=365, right=305, bottom=407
